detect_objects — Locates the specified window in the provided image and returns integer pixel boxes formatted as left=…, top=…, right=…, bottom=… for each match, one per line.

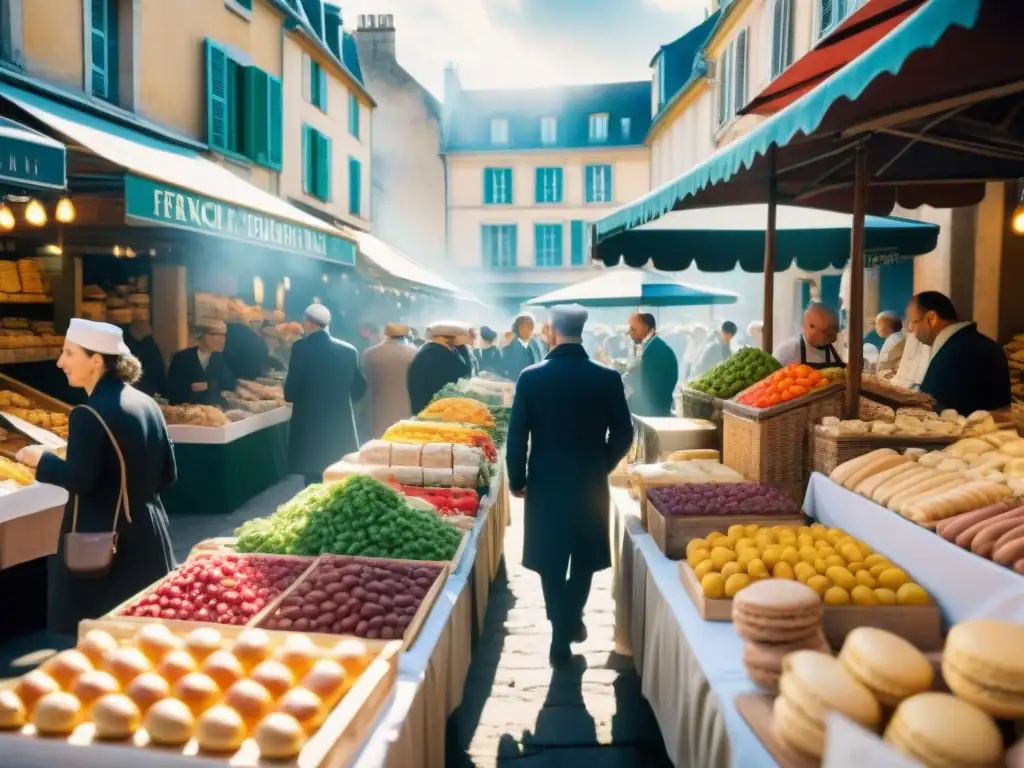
left=734, top=28, right=748, bottom=114
left=483, top=168, right=513, bottom=205
left=302, top=124, right=332, bottom=201
left=308, top=57, right=327, bottom=112
left=589, top=113, right=609, bottom=142
left=570, top=220, right=586, bottom=266
left=656, top=55, right=666, bottom=111
left=206, top=39, right=283, bottom=169
left=819, top=0, right=867, bottom=38
left=89, top=0, right=119, bottom=103
left=349, top=92, right=360, bottom=139
left=715, top=29, right=748, bottom=128
left=226, top=0, right=253, bottom=15
left=770, top=0, right=794, bottom=79
left=584, top=164, right=612, bottom=204
left=534, top=224, right=563, bottom=267
left=490, top=118, right=509, bottom=145
left=534, top=167, right=562, bottom=204
left=540, top=116, right=557, bottom=145
left=482, top=225, right=517, bottom=268
left=621, top=117, right=632, bottom=140
left=348, top=156, right=361, bottom=216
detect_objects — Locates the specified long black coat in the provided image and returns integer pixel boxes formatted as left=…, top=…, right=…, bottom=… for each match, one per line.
left=506, top=344, right=634, bottom=577
left=223, top=322, right=271, bottom=381
left=123, top=332, right=167, bottom=399
left=36, top=375, right=176, bottom=634
left=920, top=324, right=1011, bottom=414
left=407, top=342, right=470, bottom=413
left=502, top=339, right=539, bottom=381
left=625, top=334, right=679, bottom=417
left=477, top=346, right=504, bottom=377
left=456, top=345, right=479, bottom=378
left=284, top=330, right=366, bottom=476
left=166, top=347, right=236, bottom=406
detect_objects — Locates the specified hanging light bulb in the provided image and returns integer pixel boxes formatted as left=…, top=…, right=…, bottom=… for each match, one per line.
left=55, top=197, right=76, bottom=223
left=0, top=204, right=15, bottom=231
left=253, top=276, right=265, bottom=306
left=1013, top=180, right=1024, bottom=236
left=24, top=199, right=46, bottom=227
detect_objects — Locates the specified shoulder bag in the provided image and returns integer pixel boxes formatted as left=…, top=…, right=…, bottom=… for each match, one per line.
left=63, top=405, right=133, bottom=578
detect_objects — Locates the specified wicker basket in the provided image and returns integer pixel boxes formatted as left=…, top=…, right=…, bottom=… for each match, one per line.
left=809, top=426, right=957, bottom=478
left=680, top=388, right=723, bottom=451
left=722, top=384, right=845, bottom=502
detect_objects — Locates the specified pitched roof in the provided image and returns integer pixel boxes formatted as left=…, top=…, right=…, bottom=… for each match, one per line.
left=443, top=80, right=652, bottom=153
left=341, top=31, right=364, bottom=85
left=652, top=10, right=720, bottom=109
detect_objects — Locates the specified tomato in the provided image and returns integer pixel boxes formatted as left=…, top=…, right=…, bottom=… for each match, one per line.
left=795, top=364, right=814, bottom=378
left=789, top=385, right=808, bottom=397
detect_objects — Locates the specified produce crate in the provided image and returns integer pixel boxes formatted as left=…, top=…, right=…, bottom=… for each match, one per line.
left=722, top=384, right=845, bottom=503
left=677, top=563, right=942, bottom=650
left=448, top=530, right=471, bottom=574
left=646, top=506, right=804, bottom=560
left=0, top=617, right=401, bottom=768
left=255, top=555, right=448, bottom=650
left=809, top=426, right=957, bottom=478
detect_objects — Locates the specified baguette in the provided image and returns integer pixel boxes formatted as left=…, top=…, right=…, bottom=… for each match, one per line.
left=954, top=506, right=1024, bottom=549
left=936, top=502, right=1014, bottom=541
left=992, top=525, right=1024, bottom=566
left=873, top=467, right=935, bottom=506
left=895, top=478, right=970, bottom=519
left=889, top=474, right=963, bottom=514
left=971, top=512, right=1024, bottom=557
left=831, top=449, right=898, bottom=487
left=843, top=454, right=909, bottom=491
left=855, top=461, right=915, bottom=499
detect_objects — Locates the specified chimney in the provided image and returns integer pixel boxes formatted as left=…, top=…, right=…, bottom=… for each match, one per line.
left=356, top=12, right=396, bottom=60
left=443, top=62, right=461, bottom=106
left=323, top=3, right=342, bottom=60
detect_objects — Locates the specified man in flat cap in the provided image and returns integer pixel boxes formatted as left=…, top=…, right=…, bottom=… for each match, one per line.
left=476, top=326, right=504, bottom=376
left=285, top=304, right=366, bottom=486
left=506, top=303, right=634, bottom=666
left=166, top=319, right=236, bottom=406
left=362, top=323, right=417, bottom=439
left=502, top=312, right=539, bottom=381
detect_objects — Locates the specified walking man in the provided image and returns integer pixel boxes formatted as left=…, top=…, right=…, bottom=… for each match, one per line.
left=506, top=304, right=634, bottom=666
left=362, top=323, right=417, bottom=439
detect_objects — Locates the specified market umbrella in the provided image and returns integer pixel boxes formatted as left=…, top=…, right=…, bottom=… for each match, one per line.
left=525, top=268, right=739, bottom=308
left=599, top=204, right=939, bottom=271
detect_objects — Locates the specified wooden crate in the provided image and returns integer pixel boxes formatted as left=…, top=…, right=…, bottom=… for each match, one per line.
left=448, top=530, right=470, bottom=574
left=809, top=427, right=956, bottom=478
left=678, top=563, right=943, bottom=650
left=646, top=504, right=804, bottom=560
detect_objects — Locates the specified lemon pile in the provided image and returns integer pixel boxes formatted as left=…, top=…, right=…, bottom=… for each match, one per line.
left=686, top=523, right=931, bottom=607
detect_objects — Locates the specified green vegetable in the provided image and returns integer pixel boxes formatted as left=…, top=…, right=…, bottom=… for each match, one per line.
left=688, top=347, right=782, bottom=399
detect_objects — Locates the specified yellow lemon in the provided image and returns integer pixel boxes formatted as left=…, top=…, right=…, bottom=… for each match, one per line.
left=687, top=548, right=711, bottom=568
left=710, top=547, right=738, bottom=570
left=706, top=532, right=729, bottom=548
left=896, top=583, right=930, bottom=606
left=727, top=524, right=746, bottom=540
left=809, top=523, right=827, bottom=538
left=863, top=553, right=887, bottom=568
left=854, top=540, right=874, bottom=559
left=772, top=525, right=796, bottom=537
left=847, top=562, right=867, bottom=574
left=874, top=588, right=897, bottom=606
left=823, top=586, right=850, bottom=606
left=805, top=575, right=832, bottom=597
left=735, top=538, right=758, bottom=552
left=761, top=547, right=782, bottom=570
left=797, top=525, right=813, bottom=536
left=826, top=528, right=845, bottom=544
left=780, top=546, right=800, bottom=567
left=686, top=538, right=710, bottom=557
left=694, top=559, right=716, bottom=580
left=701, top=572, right=726, bottom=599
left=855, top=571, right=877, bottom=589
left=851, top=585, right=879, bottom=606
left=825, top=554, right=846, bottom=569
left=777, top=535, right=798, bottom=549
left=736, top=549, right=759, bottom=570
left=720, top=562, right=742, bottom=580
left=869, top=562, right=893, bottom=579
left=772, top=561, right=795, bottom=580
left=798, top=546, right=819, bottom=564
left=814, top=539, right=832, bottom=551
left=878, top=568, right=909, bottom=591
left=840, top=544, right=863, bottom=563
left=744, top=524, right=761, bottom=538
left=813, top=558, right=829, bottom=575
left=746, top=558, right=769, bottom=580
left=724, top=573, right=751, bottom=598
left=825, top=566, right=857, bottom=591
left=816, top=545, right=836, bottom=558
left=794, top=562, right=816, bottom=584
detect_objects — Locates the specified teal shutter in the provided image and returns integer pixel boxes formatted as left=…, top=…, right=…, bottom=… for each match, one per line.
left=534, top=169, right=543, bottom=203
left=481, top=226, right=492, bottom=266
left=509, top=225, right=518, bottom=267
left=205, top=40, right=229, bottom=152
left=349, top=157, right=362, bottom=215
left=554, top=224, right=563, bottom=265
left=244, top=67, right=270, bottom=164
left=554, top=168, right=563, bottom=202
left=105, top=0, right=119, bottom=103
left=604, top=165, right=614, bottom=202
left=483, top=169, right=494, bottom=204
left=225, top=59, right=242, bottom=153
left=90, top=0, right=108, bottom=98
left=317, top=133, right=332, bottom=201
left=584, top=166, right=594, bottom=203
left=503, top=169, right=513, bottom=204
left=533, top=224, right=543, bottom=265
left=301, top=125, right=312, bottom=194
left=349, top=93, right=360, bottom=138
left=268, top=76, right=283, bottom=169
left=570, top=220, right=584, bottom=265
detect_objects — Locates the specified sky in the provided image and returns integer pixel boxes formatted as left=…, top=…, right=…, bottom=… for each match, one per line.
left=341, top=0, right=707, bottom=96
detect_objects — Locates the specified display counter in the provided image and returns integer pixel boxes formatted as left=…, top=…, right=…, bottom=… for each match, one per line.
left=162, top=408, right=291, bottom=516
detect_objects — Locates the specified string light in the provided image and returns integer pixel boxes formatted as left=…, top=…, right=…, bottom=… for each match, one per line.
left=24, top=199, right=46, bottom=227
left=0, top=205, right=14, bottom=231
left=55, top=197, right=76, bottom=223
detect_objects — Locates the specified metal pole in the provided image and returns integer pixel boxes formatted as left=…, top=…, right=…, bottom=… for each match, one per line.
left=845, top=144, right=869, bottom=419
left=763, top=148, right=777, bottom=353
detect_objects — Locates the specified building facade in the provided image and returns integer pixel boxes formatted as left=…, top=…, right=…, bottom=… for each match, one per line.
left=442, top=72, right=652, bottom=313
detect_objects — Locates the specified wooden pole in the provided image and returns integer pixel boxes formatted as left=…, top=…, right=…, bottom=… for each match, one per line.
left=763, top=148, right=777, bottom=353
left=845, top=144, right=869, bottom=419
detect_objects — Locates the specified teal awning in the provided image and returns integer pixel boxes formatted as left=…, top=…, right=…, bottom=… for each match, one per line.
left=595, top=0, right=1012, bottom=258
left=526, top=268, right=739, bottom=308
left=0, top=117, right=65, bottom=191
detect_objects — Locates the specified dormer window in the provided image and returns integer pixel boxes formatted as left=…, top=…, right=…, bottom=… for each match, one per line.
left=540, top=116, right=557, bottom=145
left=588, top=113, right=609, bottom=142
left=490, top=118, right=509, bottom=145
left=621, top=117, right=631, bottom=140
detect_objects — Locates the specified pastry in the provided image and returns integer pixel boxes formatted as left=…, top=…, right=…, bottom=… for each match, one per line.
left=830, top=449, right=898, bottom=487
left=196, top=704, right=245, bottom=752
left=943, top=620, right=1024, bottom=718
left=838, top=627, right=933, bottom=706
left=885, top=693, right=1003, bottom=767
left=742, top=631, right=829, bottom=692
left=91, top=693, right=141, bottom=740
left=0, top=690, right=26, bottom=729
left=731, top=580, right=822, bottom=644
left=143, top=697, right=194, bottom=746
left=255, top=712, right=306, bottom=760
left=31, top=691, right=83, bottom=735
left=842, top=454, right=908, bottom=491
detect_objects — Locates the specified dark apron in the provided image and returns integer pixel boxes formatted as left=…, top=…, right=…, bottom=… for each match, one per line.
left=799, top=336, right=845, bottom=371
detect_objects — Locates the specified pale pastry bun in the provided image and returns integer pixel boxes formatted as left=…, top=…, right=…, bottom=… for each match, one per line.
left=31, top=691, right=83, bottom=735
left=184, top=628, right=223, bottom=663
left=301, top=659, right=347, bottom=706
left=134, top=624, right=183, bottom=664
left=15, top=670, right=60, bottom=713
left=71, top=670, right=120, bottom=707
left=223, top=680, right=272, bottom=727
left=104, top=647, right=152, bottom=688
left=255, top=712, right=306, bottom=760
left=78, top=630, right=118, bottom=666
left=144, top=698, right=194, bottom=746
left=274, top=636, right=319, bottom=678
left=196, top=705, right=246, bottom=752
left=231, top=630, right=272, bottom=671
left=91, top=693, right=141, bottom=740
left=276, top=687, right=325, bottom=732
left=200, top=650, right=245, bottom=691
left=0, top=690, right=26, bottom=729
left=157, top=650, right=198, bottom=684
left=330, top=639, right=370, bottom=677
left=125, top=672, right=170, bottom=713
left=41, top=650, right=94, bottom=690
left=173, top=672, right=220, bottom=716
left=250, top=660, right=295, bottom=701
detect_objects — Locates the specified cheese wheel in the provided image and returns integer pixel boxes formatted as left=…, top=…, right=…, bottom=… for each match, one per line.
left=843, top=454, right=909, bottom=491
left=872, top=467, right=935, bottom=505
left=830, top=449, right=897, bottom=487
left=855, top=461, right=915, bottom=499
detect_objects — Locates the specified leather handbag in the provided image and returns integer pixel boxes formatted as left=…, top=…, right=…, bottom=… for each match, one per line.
left=63, top=405, right=133, bottom=578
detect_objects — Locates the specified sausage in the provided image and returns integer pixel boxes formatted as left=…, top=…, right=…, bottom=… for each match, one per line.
left=1015, top=559, right=1024, bottom=575
left=971, top=514, right=1024, bottom=558
left=936, top=502, right=1014, bottom=541
left=955, top=506, right=1024, bottom=549
left=992, top=524, right=1024, bottom=565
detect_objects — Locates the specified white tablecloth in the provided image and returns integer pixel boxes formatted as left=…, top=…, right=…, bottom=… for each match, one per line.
left=166, top=407, right=291, bottom=445
left=0, top=482, right=68, bottom=523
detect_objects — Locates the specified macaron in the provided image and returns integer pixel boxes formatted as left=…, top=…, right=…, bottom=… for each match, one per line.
left=885, top=693, right=1003, bottom=767
left=732, top=579, right=822, bottom=644
left=942, top=620, right=1024, bottom=718
left=774, top=651, right=881, bottom=759
left=742, top=631, right=830, bottom=693
left=839, top=627, right=934, bottom=706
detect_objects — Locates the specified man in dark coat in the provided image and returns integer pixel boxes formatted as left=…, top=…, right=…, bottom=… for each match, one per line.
left=223, top=317, right=271, bottom=381
left=166, top=320, right=236, bottom=406
left=285, top=304, right=366, bottom=486
left=909, top=291, right=1011, bottom=415
left=406, top=322, right=471, bottom=413
left=476, top=326, right=504, bottom=376
left=123, top=320, right=167, bottom=398
left=624, top=312, right=679, bottom=416
left=503, top=313, right=539, bottom=381
left=506, top=304, right=634, bottom=666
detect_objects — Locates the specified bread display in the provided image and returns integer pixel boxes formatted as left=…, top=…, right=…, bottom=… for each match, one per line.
left=0, top=389, right=69, bottom=439
left=160, top=405, right=229, bottom=428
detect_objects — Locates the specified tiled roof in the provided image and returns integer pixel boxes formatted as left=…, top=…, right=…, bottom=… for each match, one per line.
left=443, top=80, right=652, bottom=152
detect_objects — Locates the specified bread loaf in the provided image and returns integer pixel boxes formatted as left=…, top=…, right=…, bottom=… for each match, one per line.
left=999, top=440, right=1024, bottom=458
left=855, top=461, right=915, bottom=499
left=983, top=430, right=1021, bottom=448
left=842, top=454, right=908, bottom=491
left=904, top=482, right=1011, bottom=524
left=946, top=438, right=995, bottom=458
left=891, top=476, right=965, bottom=517
left=873, top=467, right=936, bottom=506
left=830, top=449, right=898, bottom=487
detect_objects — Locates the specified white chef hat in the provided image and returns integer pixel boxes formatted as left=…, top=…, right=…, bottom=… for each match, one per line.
left=305, top=303, right=331, bottom=327
left=66, top=318, right=131, bottom=356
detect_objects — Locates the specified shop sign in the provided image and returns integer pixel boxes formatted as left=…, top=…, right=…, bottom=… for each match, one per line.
left=124, top=174, right=355, bottom=265
left=0, top=119, right=65, bottom=190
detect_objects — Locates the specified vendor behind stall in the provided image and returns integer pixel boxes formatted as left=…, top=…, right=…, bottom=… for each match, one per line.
left=773, top=303, right=845, bottom=370
left=123, top=319, right=167, bottom=398
left=166, top=320, right=236, bottom=406
left=477, top=326, right=504, bottom=376
left=908, top=291, right=1011, bottom=415
left=223, top=308, right=271, bottom=381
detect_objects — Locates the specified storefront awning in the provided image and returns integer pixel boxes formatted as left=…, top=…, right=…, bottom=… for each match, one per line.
left=0, top=117, right=66, bottom=191
left=525, top=268, right=739, bottom=308
left=0, top=83, right=356, bottom=265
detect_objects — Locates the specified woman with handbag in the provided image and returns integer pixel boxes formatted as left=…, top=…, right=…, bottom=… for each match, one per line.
left=16, top=319, right=176, bottom=635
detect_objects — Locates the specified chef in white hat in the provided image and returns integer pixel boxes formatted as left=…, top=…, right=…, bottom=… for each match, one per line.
left=165, top=318, right=237, bottom=406
left=284, top=303, right=367, bottom=485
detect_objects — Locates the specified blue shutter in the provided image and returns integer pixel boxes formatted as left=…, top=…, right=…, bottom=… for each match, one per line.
left=349, top=157, right=361, bottom=215
left=584, top=166, right=594, bottom=203
left=570, top=220, right=584, bottom=265
left=268, top=76, right=283, bottom=170
left=533, top=224, right=543, bottom=265
left=604, top=165, right=614, bottom=203
left=481, top=226, right=492, bottom=266
left=349, top=93, right=360, bottom=138
left=317, top=133, right=332, bottom=201
left=90, top=0, right=108, bottom=98
left=554, top=224, right=563, bottom=266
left=319, top=64, right=328, bottom=112
left=509, top=225, right=518, bottom=267
left=105, top=0, right=119, bottom=103
left=205, top=40, right=229, bottom=152
left=301, top=125, right=312, bottom=194
left=534, top=168, right=543, bottom=203
left=244, top=67, right=270, bottom=164
left=503, top=169, right=513, bottom=204
left=483, top=169, right=494, bottom=204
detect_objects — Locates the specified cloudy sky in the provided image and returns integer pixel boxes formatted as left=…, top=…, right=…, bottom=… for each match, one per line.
left=342, top=0, right=707, bottom=96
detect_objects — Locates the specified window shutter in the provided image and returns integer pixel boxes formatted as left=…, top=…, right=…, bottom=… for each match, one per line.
left=301, top=125, right=310, bottom=193
left=318, top=65, right=328, bottom=112
left=509, top=226, right=518, bottom=267
left=534, top=224, right=543, bottom=266
left=553, top=168, right=562, bottom=202
left=483, top=169, right=493, bottom=204
left=534, top=168, right=544, bottom=203
left=268, top=76, right=283, bottom=170
left=481, top=226, right=491, bottom=265
left=90, top=0, right=108, bottom=98
left=554, top=224, right=563, bottom=265
left=349, top=93, right=360, bottom=138
left=604, top=165, right=614, bottom=203
left=584, top=166, right=593, bottom=202
left=244, top=67, right=270, bottom=165
left=503, top=169, right=513, bottom=204
left=714, top=58, right=726, bottom=126
left=820, top=0, right=835, bottom=35
left=734, top=29, right=748, bottom=113
left=105, top=0, right=119, bottom=103
left=570, top=220, right=584, bottom=265
left=349, top=157, right=362, bottom=215
left=319, top=134, right=333, bottom=201
left=205, top=40, right=229, bottom=151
